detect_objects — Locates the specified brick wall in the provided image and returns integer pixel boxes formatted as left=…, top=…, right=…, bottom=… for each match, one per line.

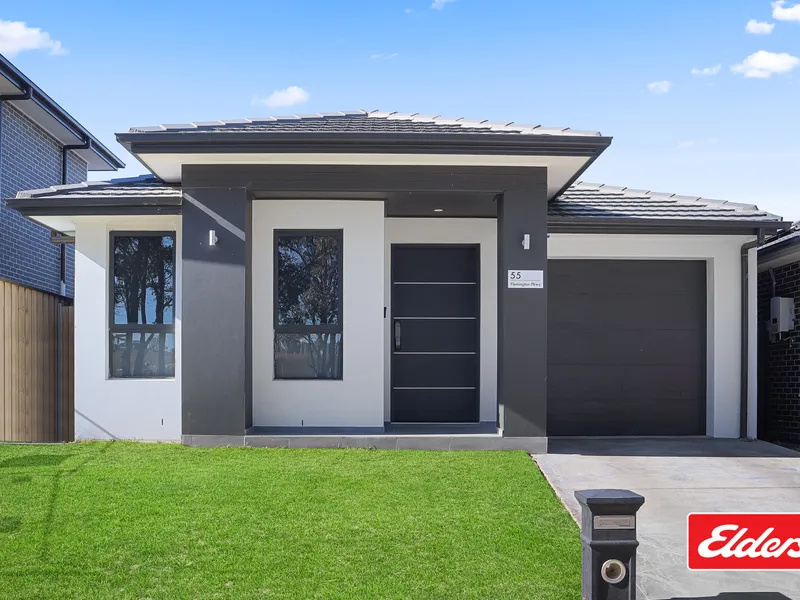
left=758, top=262, right=800, bottom=445
left=0, top=102, right=87, bottom=297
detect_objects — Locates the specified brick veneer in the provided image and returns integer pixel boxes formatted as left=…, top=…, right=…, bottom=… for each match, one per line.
left=0, top=102, right=87, bottom=297
left=758, top=262, right=800, bottom=445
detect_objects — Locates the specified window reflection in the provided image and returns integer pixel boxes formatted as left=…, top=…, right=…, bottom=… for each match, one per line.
left=277, top=235, right=340, bottom=326
left=109, top=233, right=176, bottom=379
left=274, top=232, right=343, bottom=380
left=113, top=236, right=174, bottom=325
left=275, top=333, right=342, bottom=379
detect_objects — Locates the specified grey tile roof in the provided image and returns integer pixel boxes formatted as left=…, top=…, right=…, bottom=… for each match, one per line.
left=13, top=177, right=783, bottom=224
left=550, top=182, right=782, bottom=221
left=14, top=175, right=182, bottom=200
left=759, top=228, right=800, bottom=251
left=128, top=110, right=602, bottom=137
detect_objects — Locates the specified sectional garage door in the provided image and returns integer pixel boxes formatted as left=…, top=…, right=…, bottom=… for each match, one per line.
left=547, top=260, right=707, bottom=436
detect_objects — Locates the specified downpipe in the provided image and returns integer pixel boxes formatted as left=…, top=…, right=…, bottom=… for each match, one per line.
left=740, top=230, right=765, bottom=439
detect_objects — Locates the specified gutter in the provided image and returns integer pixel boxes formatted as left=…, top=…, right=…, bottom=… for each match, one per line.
left=117, top=131, right=613, bottom=158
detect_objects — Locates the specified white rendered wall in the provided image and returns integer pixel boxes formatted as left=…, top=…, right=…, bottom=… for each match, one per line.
left=73, top=216, right=182, bottom=441
left=548, top=233, right=754, bottom=439
left=252, top=200, right=385, bottom=428
left=384, top=218, right=498, bottom=423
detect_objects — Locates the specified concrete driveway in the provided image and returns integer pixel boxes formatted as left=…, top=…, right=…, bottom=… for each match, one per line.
left=536, top=438, right=800, bottom=600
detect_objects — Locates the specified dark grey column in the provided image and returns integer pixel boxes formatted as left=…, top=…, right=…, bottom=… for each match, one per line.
left=497, top=187, right=549, bottom=437
left=181, top=185, right=251, bottom=436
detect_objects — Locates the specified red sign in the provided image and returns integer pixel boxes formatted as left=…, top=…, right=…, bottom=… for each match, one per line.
left=688, top=513, right=800, bottom=570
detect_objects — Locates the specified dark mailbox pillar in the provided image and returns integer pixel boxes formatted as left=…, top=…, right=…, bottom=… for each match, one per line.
left=497, top=187, right=548, bottom=438
left=575, top=489, right=646, bottom=600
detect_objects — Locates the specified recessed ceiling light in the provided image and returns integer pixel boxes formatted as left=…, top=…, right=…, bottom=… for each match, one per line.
left=433, top=208, right=443, bottom=212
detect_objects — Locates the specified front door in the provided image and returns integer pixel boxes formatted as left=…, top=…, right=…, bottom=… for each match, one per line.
left=391, top=245, right=480, bottom=423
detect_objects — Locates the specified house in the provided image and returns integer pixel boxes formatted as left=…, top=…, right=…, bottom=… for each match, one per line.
left=6, top=111, right=788, bottom=449
left=0, top=53, right=124, bottom=298
left=756, top=227, right=800, bottom=447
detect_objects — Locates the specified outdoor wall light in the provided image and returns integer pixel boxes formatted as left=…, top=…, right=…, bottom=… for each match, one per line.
left=209, top=230, right=219, bottom=246
left=433, top=208, right=444, bottom=213
left=522, top=233, right=530, bottom=250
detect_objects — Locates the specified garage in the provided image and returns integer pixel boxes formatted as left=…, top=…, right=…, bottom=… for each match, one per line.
left=547, top=259, right=707, bottom=436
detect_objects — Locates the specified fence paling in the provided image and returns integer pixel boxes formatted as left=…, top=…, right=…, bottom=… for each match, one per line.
left=0, top=279, right=74, bottom=442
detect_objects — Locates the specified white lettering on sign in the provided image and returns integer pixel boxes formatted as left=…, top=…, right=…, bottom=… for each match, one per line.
left=508, top=270, right=544, bottom=289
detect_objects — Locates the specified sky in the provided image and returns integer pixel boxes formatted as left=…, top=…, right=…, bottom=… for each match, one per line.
left=1, top=0, right=799, bottom=219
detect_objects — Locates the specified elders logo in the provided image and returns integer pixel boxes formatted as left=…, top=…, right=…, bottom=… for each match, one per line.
left=688, top=513, right=800, bottom=570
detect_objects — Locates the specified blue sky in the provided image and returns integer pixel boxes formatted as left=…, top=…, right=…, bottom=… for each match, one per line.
left=2, top=0, right=799, bottom=218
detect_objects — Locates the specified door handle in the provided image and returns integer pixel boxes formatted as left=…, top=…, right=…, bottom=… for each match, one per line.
left=394, top=321, right=401, bottom=351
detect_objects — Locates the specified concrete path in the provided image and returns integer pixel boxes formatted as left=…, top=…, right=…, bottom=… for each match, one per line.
left=536, top=438, right=800, bottom=600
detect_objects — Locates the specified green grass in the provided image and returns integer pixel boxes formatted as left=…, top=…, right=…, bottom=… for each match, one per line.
left=0, top=442, right=579, bottom=600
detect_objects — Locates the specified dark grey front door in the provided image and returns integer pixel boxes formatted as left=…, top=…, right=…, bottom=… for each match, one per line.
left=391, top=245, right=480, bottom=423
left=548, top=259, right=707, bottom=436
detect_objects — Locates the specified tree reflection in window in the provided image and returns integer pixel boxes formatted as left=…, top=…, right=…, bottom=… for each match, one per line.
left=110, top=234, right=175, bottom=378
left=275, top=232, right=343, bottom=379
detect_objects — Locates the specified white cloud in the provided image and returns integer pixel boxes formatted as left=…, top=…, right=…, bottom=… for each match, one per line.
left=404, top=8, right=414, bottom=14
left=678, top=138, right=718, bottom=149
left=0, top=19, right=67, bottom=57
left=731, top=50, right=800, bottom=78
left=690, top=65, right=721, bottom=76
left=772, top=0, right=800, bottom=21
left=745, top=19, right=775, bottom=34
left=432, top=0, right=457, bottom=9
left=252, top=86, right=310, bottom=108
left=647, top=80, right=672, bottom=94
left=369, top=52, right=399, bottom=60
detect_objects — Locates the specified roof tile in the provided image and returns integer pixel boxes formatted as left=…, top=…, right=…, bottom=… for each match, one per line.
left=14, top=177, right=782, bottom=223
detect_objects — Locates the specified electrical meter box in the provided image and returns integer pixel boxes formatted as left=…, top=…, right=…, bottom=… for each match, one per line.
left=770, top=297, right=795, bottom=335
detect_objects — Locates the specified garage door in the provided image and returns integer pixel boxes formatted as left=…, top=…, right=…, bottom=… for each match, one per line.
left=548, top=260, right=706, bottom=436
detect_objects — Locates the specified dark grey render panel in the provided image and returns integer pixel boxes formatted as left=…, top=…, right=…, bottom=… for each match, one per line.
left=182, top=165, right=546, bottom=194
left=497, top=188, right=549, bottom=437
left=547, top=259, right=707, bottom=436
left=181, top=186, right=250, bottom=436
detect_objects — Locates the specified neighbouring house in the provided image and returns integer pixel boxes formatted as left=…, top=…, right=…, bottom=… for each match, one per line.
left=0, top=53, right=124, bottom=297
left=6, top=111, right=789, bottom=449
left=757, top=227, right=800, bottom=447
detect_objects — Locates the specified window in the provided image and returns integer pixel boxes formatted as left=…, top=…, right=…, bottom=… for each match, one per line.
left=110, top=232, right=176, bottom=378
left=274, top=230, right=343, bottom=380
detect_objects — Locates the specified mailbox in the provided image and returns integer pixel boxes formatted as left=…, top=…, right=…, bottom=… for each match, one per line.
left=575, top=489, right=645, bottom=600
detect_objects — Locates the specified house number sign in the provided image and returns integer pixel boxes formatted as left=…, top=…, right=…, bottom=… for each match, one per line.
left=507, top=270, right=544, bottom=289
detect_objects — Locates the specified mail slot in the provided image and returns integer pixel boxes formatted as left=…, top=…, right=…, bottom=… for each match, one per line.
left=594, top=515, right=636, bottom=530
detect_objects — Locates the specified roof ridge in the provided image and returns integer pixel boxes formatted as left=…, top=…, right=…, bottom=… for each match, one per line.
left=127, top=111, right=602, bottom=137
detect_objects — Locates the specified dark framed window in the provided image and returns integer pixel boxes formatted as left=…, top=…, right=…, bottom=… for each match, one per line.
left=274, top=230, right=343, bottom=380
left=109, top=232, right=176, bottom=378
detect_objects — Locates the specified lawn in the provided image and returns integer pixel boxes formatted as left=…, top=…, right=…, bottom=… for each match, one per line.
left=0, top=442, right=580, bottom=600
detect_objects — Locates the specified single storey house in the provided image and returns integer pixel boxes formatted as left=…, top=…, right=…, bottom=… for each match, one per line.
left=6, top=111, right=788, bottom=450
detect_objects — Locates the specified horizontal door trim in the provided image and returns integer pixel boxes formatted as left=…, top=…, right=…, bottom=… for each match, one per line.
left=395, top=351, right=476, bottom=355
left=394, top=316, right=476, bottom=320
left=393, top=281, right=477, bottom=285
left=393, top=386, right=477, bottom=390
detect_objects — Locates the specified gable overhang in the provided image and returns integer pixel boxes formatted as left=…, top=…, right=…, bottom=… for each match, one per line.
left=116, top=131, right=612, bottom=200
left=758, top=235, right=800, bottom=272
left=0, top=54, right=125, bottom=171
left=7, top=193, right=182, bottom=236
